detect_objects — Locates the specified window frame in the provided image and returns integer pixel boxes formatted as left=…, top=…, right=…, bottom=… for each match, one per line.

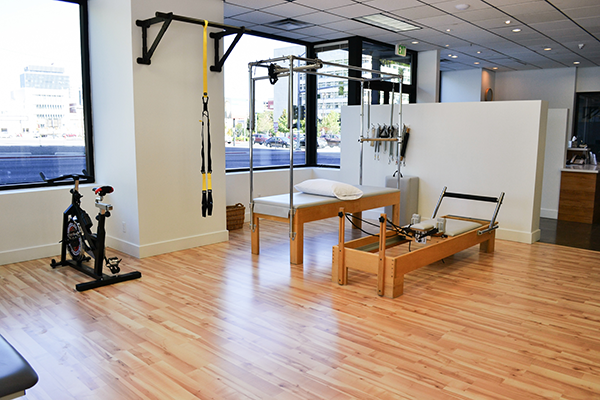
left=224, top=34, right=417, bottom=173
left=0, top=0, right=95, bottom=191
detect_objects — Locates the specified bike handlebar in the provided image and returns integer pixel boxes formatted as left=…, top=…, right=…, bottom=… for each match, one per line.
left=40, top=171, right=93, bottom=184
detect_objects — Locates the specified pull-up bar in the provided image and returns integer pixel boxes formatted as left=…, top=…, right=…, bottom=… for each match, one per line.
left=135, top=11, right=248, bottom=71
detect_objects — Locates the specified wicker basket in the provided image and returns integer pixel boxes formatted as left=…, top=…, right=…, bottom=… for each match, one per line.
left=226, top=203, right=245, bottom=230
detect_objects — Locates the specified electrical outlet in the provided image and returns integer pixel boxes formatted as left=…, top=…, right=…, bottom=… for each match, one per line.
left=122, top=221, right=126, bottom=233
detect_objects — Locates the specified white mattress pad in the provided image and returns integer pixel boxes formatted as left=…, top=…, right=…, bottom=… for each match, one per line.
left=253, top=185, right=399, bottom=219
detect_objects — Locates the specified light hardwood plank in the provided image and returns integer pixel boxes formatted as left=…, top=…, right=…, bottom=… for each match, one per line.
left=1, top=218, right=600, bottom=399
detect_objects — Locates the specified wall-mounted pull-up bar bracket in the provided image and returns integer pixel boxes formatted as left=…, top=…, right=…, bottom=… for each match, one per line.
left=135, top=11, right=248, bottom=71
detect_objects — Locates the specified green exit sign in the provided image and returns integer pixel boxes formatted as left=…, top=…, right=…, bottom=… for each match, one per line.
left=395, top=44, right=407, bottom=56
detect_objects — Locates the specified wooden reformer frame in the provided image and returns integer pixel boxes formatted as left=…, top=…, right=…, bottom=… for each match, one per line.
left=332, top=187, right=505, bottom=298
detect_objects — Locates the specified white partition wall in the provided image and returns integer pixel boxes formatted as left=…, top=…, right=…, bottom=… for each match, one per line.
left=339, top=101, right=548, bottom=244
left=401, top=101, right=548, bottom=243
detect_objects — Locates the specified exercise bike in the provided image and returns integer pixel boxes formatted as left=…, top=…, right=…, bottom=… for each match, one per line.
left=41, top=171, right=141, bottom=292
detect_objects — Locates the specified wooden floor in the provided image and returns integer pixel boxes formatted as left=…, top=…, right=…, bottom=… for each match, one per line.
left=1, top=218, right=600, bottom=400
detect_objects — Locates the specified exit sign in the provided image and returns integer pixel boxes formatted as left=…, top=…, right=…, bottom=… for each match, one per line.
left=395, top=44, right=407, bottom=56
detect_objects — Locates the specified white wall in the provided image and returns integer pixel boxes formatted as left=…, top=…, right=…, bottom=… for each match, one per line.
left=0, top=0, right=227, bottom=266
left=495, top=68, right=576, bottom=138
left=417, top=50, right=440, bottom=103
left=440, top=69, right=482, bottom=103
left=339, top=104, right=400, bottom=187
left=88, top=0, right=141, bottom=256
left=576, top=67, right=600, bottom=92
left=541, top=109, right=569, bottom=219
left=130, top=0, right=227, bottom=258
left=401, top=101, right=547, bottom=243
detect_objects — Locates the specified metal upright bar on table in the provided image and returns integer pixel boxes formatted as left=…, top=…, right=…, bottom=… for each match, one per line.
left=288, top=56, right=295, bottom=240
left=249, top=65, right=256, bottom=230
left=359, top=81, right=365, bottom=186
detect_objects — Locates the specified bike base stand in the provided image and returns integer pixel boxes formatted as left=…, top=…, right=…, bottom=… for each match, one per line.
left=50, top=258, right=142, bottom=292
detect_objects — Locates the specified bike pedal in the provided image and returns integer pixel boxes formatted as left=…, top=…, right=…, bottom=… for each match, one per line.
left=106, top=257, right=122, bottom=274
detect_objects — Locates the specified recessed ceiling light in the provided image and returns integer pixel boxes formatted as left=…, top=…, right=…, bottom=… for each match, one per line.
left=455, top=4, right=470, bottom=10
left=411, top=41, right=419, bottom=44
left=512, top=28, right=521, bottom=32
left=446, top=28, right=452, bottom=32
left=493, top=67, right=498, bottom=70
left=451, top=55, right=458, bottom=58
left=476, top=51, right=481, bottom=54
left=445, top=44, right=450, bottom=47
left=544, top=47, right=552, bottom=51
left=574, top=61, right=580, bottom=65
left=448, top=54, right=453, bottom=57
left=505, top=20, right=511, bottom=25
left=474, top=62, right=480, bottom=65
left=354, top=14, right=420, bottom=32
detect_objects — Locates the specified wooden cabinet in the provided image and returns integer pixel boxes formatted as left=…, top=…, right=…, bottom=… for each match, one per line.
left=558, top=170, right=600, bottom=224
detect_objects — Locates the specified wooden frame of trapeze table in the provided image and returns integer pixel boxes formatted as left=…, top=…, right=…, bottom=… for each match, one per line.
left=251, top=190, right=400, bottom=265
left=332, top=212, right=497, bottom=298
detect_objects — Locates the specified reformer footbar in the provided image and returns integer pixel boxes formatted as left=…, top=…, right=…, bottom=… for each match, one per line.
left=201, top=20, right=213, bottom=217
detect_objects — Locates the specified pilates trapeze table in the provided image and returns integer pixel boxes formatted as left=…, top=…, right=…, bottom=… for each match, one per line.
left=251, top=185, right=400, bottom=264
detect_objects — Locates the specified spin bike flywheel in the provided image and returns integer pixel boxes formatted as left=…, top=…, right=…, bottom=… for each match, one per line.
left=66, top=218, right=85, bottom=261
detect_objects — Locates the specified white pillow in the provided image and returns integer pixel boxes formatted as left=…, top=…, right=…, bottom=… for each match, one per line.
left=294, top=179, right=363, bottom=200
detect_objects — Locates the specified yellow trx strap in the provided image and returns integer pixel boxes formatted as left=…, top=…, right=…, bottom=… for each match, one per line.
left=201, top=20, right=213, bottom=217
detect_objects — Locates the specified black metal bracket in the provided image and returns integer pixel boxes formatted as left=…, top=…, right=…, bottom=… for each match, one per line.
left=135, top=11, right=247, bottom=71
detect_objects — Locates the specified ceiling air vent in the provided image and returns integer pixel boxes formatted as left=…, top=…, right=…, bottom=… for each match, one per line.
left=264, top=18, right=312, bottom=31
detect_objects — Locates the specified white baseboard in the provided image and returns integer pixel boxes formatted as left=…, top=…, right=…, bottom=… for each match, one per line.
left=1, top=231, right=230, bottom=266
left=540, top=208, right=558, bottom=219
left=135, top=230, right=229, bottom=258
left=497, top=228, right=540, bottom=244
left=0, top=243, right=60, bottom=266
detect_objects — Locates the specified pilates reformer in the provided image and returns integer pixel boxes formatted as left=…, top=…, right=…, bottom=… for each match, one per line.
left=248, top=55, right=406, bottom=264
left=333, top=187, right=505, bottom=298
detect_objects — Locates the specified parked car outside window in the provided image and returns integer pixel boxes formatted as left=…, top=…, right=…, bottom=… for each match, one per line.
left=265, top=136, right=290, bottom=148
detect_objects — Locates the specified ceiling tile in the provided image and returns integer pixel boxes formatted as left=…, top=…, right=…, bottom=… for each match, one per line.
left=228, top=11, right=283, bottom=25
left=293, top=0, right=357, bottom=10
left=224, top=0, right=600, bottom=71
left=224, top=0, right=287, bottom=11
left=432, top=1, right=492, bottom=14
left=224, top=3, right=254, bottom=18
left=563, top=4, right=600, bottom=19
left=365, top=0, right=422, bottom=11
left=328, top=3, right=380, bottom=18
left=413, top=14, right=464, bottom=29
left=457, top=8, right=508, bottom=23
left=325, top=19, right=372, bottom=31
left=390, top=5, right=446, bottom=20
left=499, top=1, right=556, bottom=16
left=516, top=10, right=567, bottom=24
left=263, top=3, right=316, bottom=18
left=295, top=12, right=345, bottom=25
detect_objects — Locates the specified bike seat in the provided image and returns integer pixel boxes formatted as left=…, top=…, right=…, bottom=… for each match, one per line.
left=93, top=186, right=114, bottom=196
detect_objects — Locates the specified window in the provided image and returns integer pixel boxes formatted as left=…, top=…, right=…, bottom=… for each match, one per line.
left=224, top=35, right=306, bottom=170
left=314, top=39, right=414, bottom=167
left=574, top=92, right=600, bottom=157
left=0, top=0, right=93, bottom=189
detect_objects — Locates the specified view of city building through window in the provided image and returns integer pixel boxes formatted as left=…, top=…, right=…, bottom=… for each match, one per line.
left=0, top=0, right=89, bottom=188
left=224, top=36, right=411, bottom=170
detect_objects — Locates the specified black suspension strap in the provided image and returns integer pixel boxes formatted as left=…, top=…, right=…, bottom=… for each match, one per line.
left=201, top=20, right=213, bottom=217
